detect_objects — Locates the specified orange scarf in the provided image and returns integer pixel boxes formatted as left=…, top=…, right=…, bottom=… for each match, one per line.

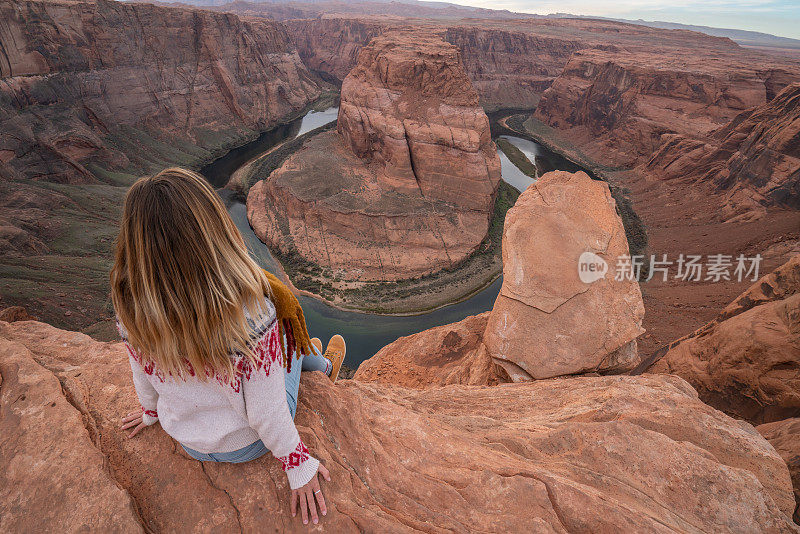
left=262, top=270, right=313, bottom=368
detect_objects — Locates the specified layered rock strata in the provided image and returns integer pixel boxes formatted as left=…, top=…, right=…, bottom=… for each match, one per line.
left=0, top=0, right=320, bottom=185
left=646, top=83, right=800, bottom=211
left=1, top=319, right=797, bottom=532
left=0, top=0, right=320, bottom=329
left=534, top=49, right=799, bottom=169
left=247, top=33, right=501, bottom=281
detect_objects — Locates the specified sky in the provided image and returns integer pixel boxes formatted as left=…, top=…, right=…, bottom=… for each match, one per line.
left=450, top=0, right=800, bottom=40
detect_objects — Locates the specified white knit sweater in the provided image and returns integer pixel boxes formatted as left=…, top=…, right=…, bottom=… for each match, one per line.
left=118, top=298, right=319, bottom=490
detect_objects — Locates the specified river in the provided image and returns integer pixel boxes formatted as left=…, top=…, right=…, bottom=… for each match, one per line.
left=202, top=108, right=579, bottom=368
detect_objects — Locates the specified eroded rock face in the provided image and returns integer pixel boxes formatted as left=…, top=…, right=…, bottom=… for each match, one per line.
left=647, top=83, right=800, bottom=212
left=650, top=255, right=800, bottom=425
left=247, top=32, right=501, bottom=281
left=534, top=50, right=799, bottom=170
left=337, top=33, right=500, bottom=212
left=0, top=0, right=321, bottom=330
left=484, top=171, right=645, bottom=381
left=720, top=254, right=800, bottom=321
left=0, top=0, right=320, bottom=185
left=1, top=319, right=797, bottom=531
left=758, top=418, right=800, bottom=524
left=354, top=312, right=501, bottom=388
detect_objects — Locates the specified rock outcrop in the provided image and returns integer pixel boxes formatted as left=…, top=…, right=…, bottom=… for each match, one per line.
left=485, top=171, right=645, bottom=381
left=0, top=0, right=320, bottom=330
left=358, top=170, right=646, bottom=385
left=2, top=319, right=798, bottom=531
left=336, top=33, right=500, bottom=213
left=647, top=83, right=800, bottom=211
left=758, top=418, right=800, bottom=524
left=354, top=312, right=500, bottom=388
left=247, top=33, right=501, bottom=281
left=650, top=254, right=800, bottom=425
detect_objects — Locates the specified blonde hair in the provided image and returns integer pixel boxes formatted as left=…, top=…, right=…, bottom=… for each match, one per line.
left=110, top=167, right=272, bottom=380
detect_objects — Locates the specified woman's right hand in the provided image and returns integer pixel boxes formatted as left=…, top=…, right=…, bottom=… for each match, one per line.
left=290, top=463, right=331, bottom=525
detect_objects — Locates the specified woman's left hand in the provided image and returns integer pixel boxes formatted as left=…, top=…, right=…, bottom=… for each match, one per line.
left=120, top=411, right=148, bottom=438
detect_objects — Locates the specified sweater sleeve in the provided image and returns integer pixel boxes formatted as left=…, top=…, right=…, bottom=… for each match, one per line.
left=241, top=322, right=319, bottom=490
left=128, top=353, right=160, bottom=425
left=117, top=320, right=159, bottom=425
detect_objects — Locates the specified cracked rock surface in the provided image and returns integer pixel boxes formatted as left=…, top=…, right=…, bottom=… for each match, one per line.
left=1, top=319, right=798, bottom=532
left=484, top=170, right=645, bottom=380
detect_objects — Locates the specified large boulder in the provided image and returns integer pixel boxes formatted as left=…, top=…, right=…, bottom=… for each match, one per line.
left=484, top=170, right=645, bottom=381
left=650, top=255, right=800, bottom=424
left=247, top=31, right=501, bottom=282
left=758, top=418, right=800, bottom=524
left=2, top=320, right=797, bottom=532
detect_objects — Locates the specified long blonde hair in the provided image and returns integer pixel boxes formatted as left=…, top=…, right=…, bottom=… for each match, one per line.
left=110, top=167, right=272, bottom=380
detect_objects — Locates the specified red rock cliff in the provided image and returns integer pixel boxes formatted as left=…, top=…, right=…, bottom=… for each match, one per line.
left=337, top=33, right=500, bottom=212
left=647, top=82, right=800, bottom=211
left=0, top=0, right=321, bottom=331
left=534, top=49, right=799, bottom=169
left=0, top=0, right=320, bottom=184
left=2, top=318, right=798, bottom=531
left=247, top=32, right=501, bottom=282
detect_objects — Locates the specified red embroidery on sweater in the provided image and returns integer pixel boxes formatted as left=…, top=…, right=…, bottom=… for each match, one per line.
left=277, top=441, right=310, bottom=471
left=124, top=321, right=282, bottom=391
left=142, top=408, right=158, bottom=418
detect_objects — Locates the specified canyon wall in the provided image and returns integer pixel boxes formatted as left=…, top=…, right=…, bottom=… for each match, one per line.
left=0, top=0, right=320, bottom=331
left=285, top=17, right=386, bottom=83
left=646, top=82, right=800, bottom=211
left=0, top=0, right=320, bottom=185
left=284, top=17, right=593, bottom=110
left=533, top=46, right=800, bottom=212
left=248, top=32, right=501, bottom=282
left=442, top=26, right=584, bottom=110
left=534, top=49, right=798, bottom=168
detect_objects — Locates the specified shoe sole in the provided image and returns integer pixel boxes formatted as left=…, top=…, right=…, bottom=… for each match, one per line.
left=328, top=335, right=346, bottom=384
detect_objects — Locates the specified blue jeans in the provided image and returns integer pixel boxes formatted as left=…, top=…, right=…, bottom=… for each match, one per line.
left=182, top=343, right=329, bottom=463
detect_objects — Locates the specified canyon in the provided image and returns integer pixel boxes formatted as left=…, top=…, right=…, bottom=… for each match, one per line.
left=0, top=0, right=321, bottom=333
left=247, top=32, right=502, bottom=306
left=1, top=0, right=800, bottom=528
left=3, top=170, right=799, bottom=530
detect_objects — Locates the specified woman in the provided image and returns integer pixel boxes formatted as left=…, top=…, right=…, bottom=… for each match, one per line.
left=111, top=167, right=344, bottom=525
